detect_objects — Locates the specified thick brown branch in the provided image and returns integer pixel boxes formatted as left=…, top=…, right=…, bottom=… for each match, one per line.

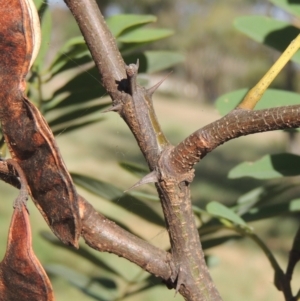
left=78, top=195, right=172, bottom=280
left=169, top=106, right=300, bottom=174
left=62, top=1, right=222, bottom=300
left=63, top=1, right=167, bottom=167
left=0, top=160, right=222, bottom=300
left=63, top=0, right=127, bottom=100
left=155, top=156, right=222, bottom=300
left=0, top=162, right=172, bottom=281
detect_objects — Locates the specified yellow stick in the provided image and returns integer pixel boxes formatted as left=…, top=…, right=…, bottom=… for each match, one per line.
left=238, top=34, right=300, bottom=110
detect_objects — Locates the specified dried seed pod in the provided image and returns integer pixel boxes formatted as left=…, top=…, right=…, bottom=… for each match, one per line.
left=0, top=0, right=81, bottom=247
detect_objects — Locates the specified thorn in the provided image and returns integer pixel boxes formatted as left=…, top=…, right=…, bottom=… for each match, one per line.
left=102, top=104, right=122, bottom=113
left=147, top=71, right=172, bottom=97
left=174, top=266, right=184, bottom=296
left=124, top=171, right=158, bottom=193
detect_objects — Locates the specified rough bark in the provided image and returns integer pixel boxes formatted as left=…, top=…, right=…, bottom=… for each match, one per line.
left=1, top=0, right=300, bottom=300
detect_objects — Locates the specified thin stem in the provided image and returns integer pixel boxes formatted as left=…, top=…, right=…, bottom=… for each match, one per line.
left=238, top=34, right=300, bottom=110
left=248, top=232, right=283, bottom=273
left=287, top=226, right=300, bottom=281
left=226, top=224, right=294, bottom=301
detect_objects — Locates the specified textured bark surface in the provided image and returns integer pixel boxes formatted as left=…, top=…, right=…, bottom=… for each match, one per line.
left=63, top=1, right=223, bottom=299
left=1, top=0, right=300, bottom=300
left=169, top=107, right=300, bottom=174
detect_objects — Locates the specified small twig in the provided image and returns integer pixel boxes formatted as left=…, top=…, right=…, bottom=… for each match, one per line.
left=238, top=34, right=300, bottom=110
left=225, top=224, right=295, bottom=301
left=286, top=226, right=300, bottom=281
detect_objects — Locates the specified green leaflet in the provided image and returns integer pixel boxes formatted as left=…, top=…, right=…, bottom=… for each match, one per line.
left=229, top=153, right=300, bottom=179
left=269, top=0, right=300, bottom=18
left=106, top=14, right=157, bottom=37
left=118, top=28, right=173, bottom=43
left=206, top=201, right=247, bottom=227
left=234, top=16, right=300, bottom=64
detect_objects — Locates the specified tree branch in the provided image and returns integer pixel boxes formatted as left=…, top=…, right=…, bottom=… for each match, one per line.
left=238, top=34, right=300, bottom=110
left=63, top=0, right=127, bottom=100
left=0, top=161, right=173, bottom=282
left=168, top=106, right=300, bottom=174
left=63, top=1, right=223, bottom=300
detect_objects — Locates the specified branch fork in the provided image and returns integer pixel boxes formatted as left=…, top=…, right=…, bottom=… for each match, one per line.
left=2, top=0, right=300, bottom=300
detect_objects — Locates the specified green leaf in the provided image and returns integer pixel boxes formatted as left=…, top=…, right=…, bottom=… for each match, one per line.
left=41, top=231, right=121, bottom=276
left=229, top=153, right=300, bottom=179
left=45, top=89, right=108, bottom=112
left=46, top=264, right=90, bottom=287
left=33, top=0, right=45, bottom=10
left=118, top=28, right=173, bottom=43
left=52, top=66, right=101, bottom=96
left=206, top=201, right=247, bottom=226
left=124, top=274, right=163, bottom=297
left=215, top=88, right=300, bottom=115
left=46, top=264, right=116, bottom=301
left=235, top=187, right=265, bottom=216
left=242, top=198, right=300, bottom=222
left=192, top=205, right=207, bottom=215
left=119, top=161, right=148, bottom=178
left=48, top=103, right=108, bottom=128
left=128, top=191, right=160, bottom=202
left=50, top=52, right=91, bottom=78
left=106, top=14, right=157, bottom=37
left=49, top=37, right=90, bottom=76
left=234, top=16, right=300, bottom=64
left=72, top=173, right=165, bottom=227
left=269, top=0, right=300, bottom=18
left=52, top=117, right=104, bottom=136
left=45, top=67, right=104, bottom=112
left=202, top=235, right=242, bottom=250
left=124, top=51, right=184, bottom=74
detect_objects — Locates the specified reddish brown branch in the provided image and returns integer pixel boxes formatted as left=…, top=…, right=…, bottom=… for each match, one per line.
left=63, top=1, right=168, bottom=168
left=63, top=0, right=127, bottom=100
left=62, top=1, right=223, bottom=300
left=0, top=162, right=173, bottom=282
left=78, top=195, right=172, bottom=280
left=169, top=106, right=300, bottom=174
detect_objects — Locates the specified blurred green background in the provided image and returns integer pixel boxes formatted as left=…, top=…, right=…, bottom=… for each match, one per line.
left=1, top=0, right=300, bottom=300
